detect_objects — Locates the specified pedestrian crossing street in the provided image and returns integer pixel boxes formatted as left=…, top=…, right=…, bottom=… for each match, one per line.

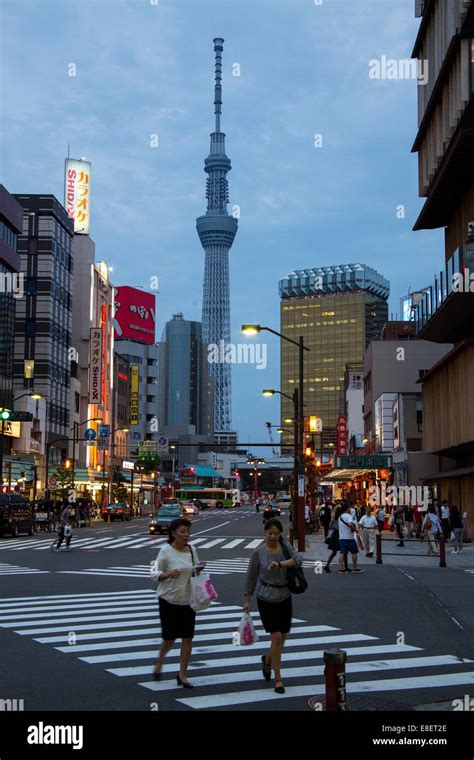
left=1, top=588, right=473, bottom=709
left=57, top=558, right=316, bottom=578
left=0, top=562, right=50, bottom=575
left=0, top=535, right=267, bottom=551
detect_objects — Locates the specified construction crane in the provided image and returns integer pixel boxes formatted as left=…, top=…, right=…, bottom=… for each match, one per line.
left=265, top=422, right=278, bottom=458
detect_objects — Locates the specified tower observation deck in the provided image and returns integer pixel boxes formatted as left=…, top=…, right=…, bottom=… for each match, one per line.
left=196, top=38, right=238, bottom=434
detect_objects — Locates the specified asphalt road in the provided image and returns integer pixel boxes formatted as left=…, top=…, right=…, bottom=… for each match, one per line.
left=0, top=505, right=473, bottom=712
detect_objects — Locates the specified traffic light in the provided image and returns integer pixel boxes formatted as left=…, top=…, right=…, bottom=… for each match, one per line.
left=1, top=409, right=11, bottom=421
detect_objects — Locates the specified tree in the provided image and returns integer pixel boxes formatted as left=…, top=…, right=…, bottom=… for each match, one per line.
left=111, top=470, right=128, bottom=503
left=50, top=466, right=73, bottom=502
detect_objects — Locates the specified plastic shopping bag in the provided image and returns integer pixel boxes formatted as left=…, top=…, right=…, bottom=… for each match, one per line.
left=190, top=573, right=218, bottom=612
left=237, top=612, right=259, bottom=646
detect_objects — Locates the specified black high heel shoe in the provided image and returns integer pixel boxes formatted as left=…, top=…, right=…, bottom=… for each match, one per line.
left=152, top=670, right=161, bottom=681
left=261, top=655, right=271, bottom=681
left=177, top=674, right=194, bottom=689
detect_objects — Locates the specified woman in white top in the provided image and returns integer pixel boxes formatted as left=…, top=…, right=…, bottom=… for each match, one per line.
left=152, top=518, right=205, bottom=687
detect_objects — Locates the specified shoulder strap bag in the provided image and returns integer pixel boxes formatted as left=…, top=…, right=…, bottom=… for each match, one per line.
left=280, top=540, right=308, bottom=595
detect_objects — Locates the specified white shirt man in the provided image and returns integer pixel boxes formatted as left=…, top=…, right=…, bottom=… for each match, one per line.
left=359, top=510, right=379, bottom=557
left=440, top=504, right=450, bottom=520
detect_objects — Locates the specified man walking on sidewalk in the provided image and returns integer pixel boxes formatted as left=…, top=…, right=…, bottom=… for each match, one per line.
left=394, top=505, right=405, bottom=547
left=338, top=503, right=363, bottom=574
left=376, top=506, right=386, bottom=533
left=440, top=500, right=451, bottom=541
left=359, top=506, right=378, bottom=558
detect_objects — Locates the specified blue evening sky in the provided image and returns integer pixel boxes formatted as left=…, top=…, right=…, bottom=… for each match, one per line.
left=0, top=0, right=443, bottom=450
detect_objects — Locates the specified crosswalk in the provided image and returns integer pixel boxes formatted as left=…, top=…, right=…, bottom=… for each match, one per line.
left=1, top=588, right=473, bottom=709
left=0, top=562, right=50, bottom=575
left=57, top=558, right=316, bottom=578
left=0, top=535, right=266, bottom=551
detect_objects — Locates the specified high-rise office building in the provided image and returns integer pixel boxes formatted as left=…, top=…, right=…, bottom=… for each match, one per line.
left=412, top=0, right=474, bottom=536
left=196, top=38, right=238, bottom=438
left=278, top=264, right=389, bottom=451
left=159, top=313, right=214, bottom=439
left=71, top=234, right=115, bottom=473
left=0, top=185, right=22, bottom=412
left=13, top=194, right=74, bottom=466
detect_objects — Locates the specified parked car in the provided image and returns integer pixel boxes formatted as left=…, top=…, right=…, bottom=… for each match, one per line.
left=101, top=503, right=132, bottom=522
left=149, top=505, right=184, bottom=535
left=181, top=501, right=199, bottom=516
left=0, top=494, right=35, bottom=537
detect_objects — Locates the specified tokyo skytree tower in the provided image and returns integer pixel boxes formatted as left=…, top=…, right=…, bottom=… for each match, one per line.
left=196, top=38, right=238, bottom=434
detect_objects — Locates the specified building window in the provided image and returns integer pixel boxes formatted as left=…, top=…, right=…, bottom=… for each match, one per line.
left=75, top=392, right=80, bottom=413
left=26, top=278, right=37, bottom=296
left=24, top=360, right=34, bottom=379
left=25, top=320, right=36, bottom=337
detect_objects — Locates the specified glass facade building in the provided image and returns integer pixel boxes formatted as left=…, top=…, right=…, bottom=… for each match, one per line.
left=159, top=313, right=213, bottom=436
left=13, top=194, right=74, bottom=457
left=279, top=264, right=389, bottom=451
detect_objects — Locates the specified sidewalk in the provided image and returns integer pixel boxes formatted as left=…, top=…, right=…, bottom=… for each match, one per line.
left=300, top=531, right=474, bottom=570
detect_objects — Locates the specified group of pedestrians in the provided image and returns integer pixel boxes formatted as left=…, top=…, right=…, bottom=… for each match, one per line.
left=323, top=502, right=376, bottom=574
left=419, top=502, right=465, bottom=555
left=151, top=516, right=303, bottom=694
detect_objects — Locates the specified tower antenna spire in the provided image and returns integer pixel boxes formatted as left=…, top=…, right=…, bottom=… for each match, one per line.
left=197, top=38, right=238, bottom=436
left=213, top=37, right=224, bottom=133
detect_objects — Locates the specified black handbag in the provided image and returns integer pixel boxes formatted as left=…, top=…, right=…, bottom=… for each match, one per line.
left=280, top=540, right=308, bottom=595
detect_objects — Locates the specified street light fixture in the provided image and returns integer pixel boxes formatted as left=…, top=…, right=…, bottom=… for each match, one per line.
left=262, top=386, right=301, bottom=546
left=245, top=324, right=310, bottom=551
left=71, top=417, right=103, bottom=493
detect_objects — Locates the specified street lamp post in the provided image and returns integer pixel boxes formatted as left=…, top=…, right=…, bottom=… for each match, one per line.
left=106, top=426, right=129, bottom=504
left=71, top=417, right=102, bottom=495
left=262, top=388, right=302, bottom=547
left=170, top=444, right=176, bottom=496
left=244, top=325, right=310, bottom=552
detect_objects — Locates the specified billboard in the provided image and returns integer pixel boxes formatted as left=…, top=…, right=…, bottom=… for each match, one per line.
left=114, top=287, right=156, bottom=344
left=130, top=365, right=139, bottom=425
left=88, top=328, right=102, bottom=404
left=64, top=158, right=91, bottom=235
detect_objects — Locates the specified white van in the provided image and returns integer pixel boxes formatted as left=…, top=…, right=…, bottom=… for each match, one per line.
left=275, top=495, right=292, bottom=510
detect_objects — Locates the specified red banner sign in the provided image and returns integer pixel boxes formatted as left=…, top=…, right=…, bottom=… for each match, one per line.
left=336, top=415, right=347, bottom=456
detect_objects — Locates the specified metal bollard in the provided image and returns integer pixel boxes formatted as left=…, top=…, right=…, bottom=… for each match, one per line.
left=376, top=532, right=383, bottom=564
left=439, top=534, right=446, bottom=568
left=324, top=649, right=347, bottom=711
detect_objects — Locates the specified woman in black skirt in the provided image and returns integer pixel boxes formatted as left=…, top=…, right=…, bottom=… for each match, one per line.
left=243, top=518, right=303, bottom=694
left=152, top=518, right=205, bottom=687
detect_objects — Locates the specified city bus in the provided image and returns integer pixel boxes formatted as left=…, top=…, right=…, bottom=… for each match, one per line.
left=175, top=487, right=240, bottom=509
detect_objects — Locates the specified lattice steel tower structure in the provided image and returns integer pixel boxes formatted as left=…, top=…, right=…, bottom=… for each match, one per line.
left=196, top=38, right=238, bottom=435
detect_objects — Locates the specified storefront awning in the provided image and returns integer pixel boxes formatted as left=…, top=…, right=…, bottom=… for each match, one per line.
left=323, top=469, right=369, bottom=482
left=421, top=466, right=474, bottom=481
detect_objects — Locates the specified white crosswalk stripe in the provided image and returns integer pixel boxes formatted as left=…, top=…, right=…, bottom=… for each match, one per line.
left=0, top=536, right=267, bottom=551
left=0, top=562, right=50, bottom=575
left=57, top=559, right=252, bottom=578
left=0, top=588, right=473, bottom=709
